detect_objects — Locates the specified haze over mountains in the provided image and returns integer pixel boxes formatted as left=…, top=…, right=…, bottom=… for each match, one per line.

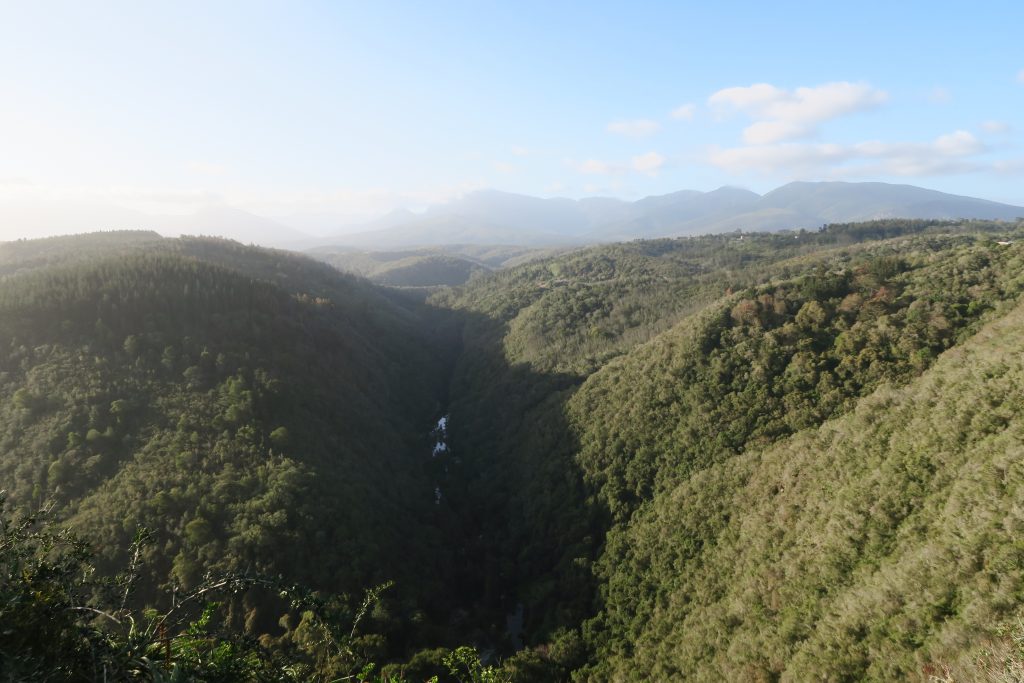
left=3, top=181, right=1022, bottom=250
left=0, top=199, right=310, bottom=247
left=327, top=181, right=1024, bottom=248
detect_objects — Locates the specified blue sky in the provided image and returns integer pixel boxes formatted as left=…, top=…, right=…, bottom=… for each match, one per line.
left=2, top=1, right=1023, bottom=231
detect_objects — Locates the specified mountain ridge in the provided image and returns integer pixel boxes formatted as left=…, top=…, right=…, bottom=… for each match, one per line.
left=326, top=181, right=1024, bottom=248
left=4, top=182, right=1021, bottom=251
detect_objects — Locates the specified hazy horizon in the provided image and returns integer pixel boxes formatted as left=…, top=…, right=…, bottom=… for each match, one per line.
left=2, top=2, right=1023, bottom=243
left=5, top=178, right=1024, bottom=248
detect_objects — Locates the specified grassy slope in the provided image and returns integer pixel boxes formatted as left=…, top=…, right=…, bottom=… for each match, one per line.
left=6, top=226, right=1024, bottom=676
left=433, top=229, right=1024, bottom=652
left=588, top=284, right=1024, bottom=681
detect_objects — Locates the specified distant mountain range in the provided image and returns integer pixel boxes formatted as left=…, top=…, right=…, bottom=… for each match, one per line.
left=330, top=182, right=1024, bottom=248
left=3, top=181, right=1022, bottom=249
left=0, top=200, right=310, bottom=247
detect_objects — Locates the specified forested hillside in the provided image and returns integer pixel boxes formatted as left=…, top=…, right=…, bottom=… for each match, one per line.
left=589, top=289, right=1024, bottom=681
left=432, top=219, right=1024, bottom=680
left=312, top=249, right=489, bottom=287
left=0, top=235, right=467, bottom=670
left=307, top=244, right=558, bottom=288
left=4, top=222, right=1024, bottom=681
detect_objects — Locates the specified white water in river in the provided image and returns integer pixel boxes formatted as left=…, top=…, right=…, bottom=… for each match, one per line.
left=430, top=414, right=449, bottom=504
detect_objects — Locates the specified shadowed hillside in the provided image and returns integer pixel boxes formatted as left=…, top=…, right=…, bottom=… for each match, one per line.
left=4, top=222, right=1024, bottom=681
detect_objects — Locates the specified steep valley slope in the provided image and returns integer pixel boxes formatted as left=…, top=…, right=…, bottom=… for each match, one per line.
left=3, top=222, right=1024, bottom=681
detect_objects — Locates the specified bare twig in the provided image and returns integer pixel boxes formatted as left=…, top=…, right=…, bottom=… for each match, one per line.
left=67, top=606, right=122, bottom=625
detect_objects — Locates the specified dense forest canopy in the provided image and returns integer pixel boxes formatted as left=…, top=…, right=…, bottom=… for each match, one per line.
left=306, top=244, right=562, bottom=289
left=3, top=220, right=1024, bottom=681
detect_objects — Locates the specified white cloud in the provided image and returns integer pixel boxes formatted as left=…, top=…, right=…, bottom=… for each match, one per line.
left=707, top=130, right=990, bottom=178
left=631, top=151, right=665, bottom=175
left=606, top=119, right=661, bottom=137
left=932, top=130, right=983, bottom=156
left=742, top=120, right=812, bottom=145
left=510, top=145, right=531, bottom=157
left=982, top=120, right=1012, bottom=134
left=671, top=103, right=696, bottom=120
left=1018, top=68, right=1024, bottom=84
left=710, top=83, right=786, bottom=109
left=493, top=161, right=516, bottom=174
left=709, top=81, right=888, bottom=144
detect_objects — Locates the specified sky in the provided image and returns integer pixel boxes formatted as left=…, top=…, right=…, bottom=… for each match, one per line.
left=2, top=1, right=1023, bottom=236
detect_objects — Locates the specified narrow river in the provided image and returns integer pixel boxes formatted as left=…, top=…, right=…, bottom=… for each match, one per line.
left=430, top=413, right=449, bottom=504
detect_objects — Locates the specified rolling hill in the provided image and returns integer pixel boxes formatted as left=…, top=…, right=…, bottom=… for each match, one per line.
left=0, top=234, right=464, bottom=653
left=429, top=218, right=1024, bottom=680
left=6, top=219, right=1024, bottom=681
left=306, top=244, right=561, bottom=287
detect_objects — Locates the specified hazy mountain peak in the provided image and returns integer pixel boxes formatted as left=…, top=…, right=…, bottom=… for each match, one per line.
left=4, top=181, right=1021, bottom=250
left=706, top=185, right=761, bottom=199
left=320, top=181, right=1024, bottom=248
left=759, top=180, right=1023, bottom=224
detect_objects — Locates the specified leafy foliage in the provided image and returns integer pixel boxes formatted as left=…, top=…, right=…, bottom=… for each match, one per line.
left=314, top=249, right=491, bottom=287
left=584, top=294, right=1024, bottom=680
left=0, top=496, right=442, bottom=681
left=4, top=222, right=1024, bottom=680
left=0, top=237, right=459, bottom=665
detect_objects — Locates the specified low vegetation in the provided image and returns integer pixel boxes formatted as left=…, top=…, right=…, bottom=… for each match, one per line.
left=2, top=220, right=1023, bottom=679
